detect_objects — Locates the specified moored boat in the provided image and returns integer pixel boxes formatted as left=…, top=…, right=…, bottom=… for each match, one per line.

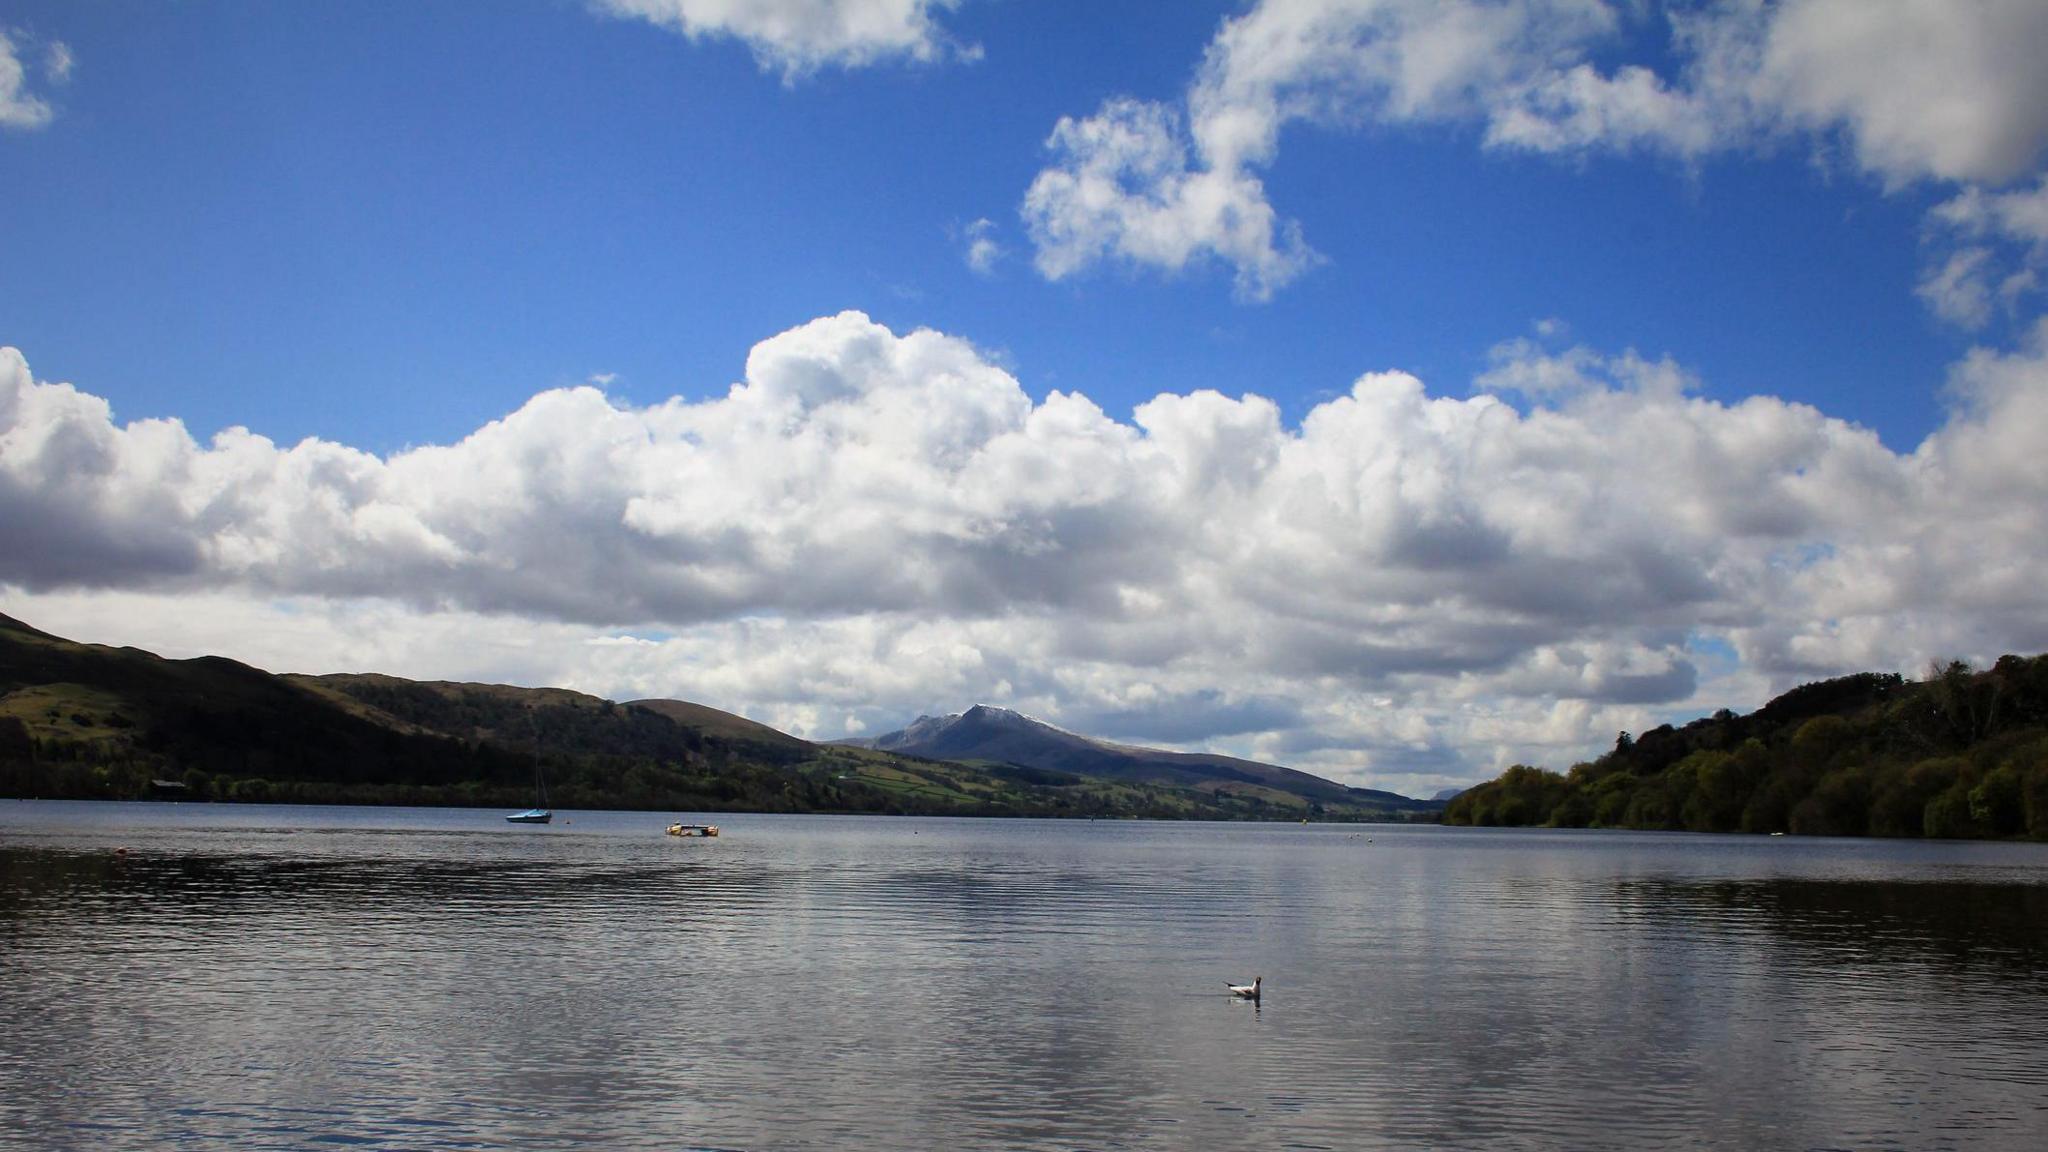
left=506, top=725, right=551, bottom=824
left=667, top=822, right=719, bottom=837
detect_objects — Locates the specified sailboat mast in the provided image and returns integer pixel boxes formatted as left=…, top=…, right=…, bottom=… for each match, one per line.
left=529, top=712, right=548, bottom=808
left=505, top=708, right=554, bottom=823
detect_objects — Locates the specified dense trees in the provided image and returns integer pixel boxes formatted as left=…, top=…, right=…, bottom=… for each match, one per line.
left=1448, top=655, right=2048, bottom=839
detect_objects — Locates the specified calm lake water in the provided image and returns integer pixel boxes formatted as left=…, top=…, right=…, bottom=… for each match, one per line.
left=2, top=803, right=2045, bottom=1150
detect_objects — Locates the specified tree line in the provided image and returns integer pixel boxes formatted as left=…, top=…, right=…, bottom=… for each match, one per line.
left=1447, top=655, right=2048, bottom=839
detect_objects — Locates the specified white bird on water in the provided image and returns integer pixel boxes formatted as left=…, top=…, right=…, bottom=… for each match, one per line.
left=1228, top=976, right=1262, bottom=1000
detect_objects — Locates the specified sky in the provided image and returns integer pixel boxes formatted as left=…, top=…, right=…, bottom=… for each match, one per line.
left=4, top=0, right=2048, bottom=797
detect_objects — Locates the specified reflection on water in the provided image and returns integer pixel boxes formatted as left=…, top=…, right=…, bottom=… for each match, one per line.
left=2, top=805, right=2045, bottom=1150
left=1630, top=875, right=2048, bottom=969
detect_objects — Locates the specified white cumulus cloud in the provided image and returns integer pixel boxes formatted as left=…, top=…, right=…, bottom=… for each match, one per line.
left=1917, top=247, right=2001, bottom=331
left=962, top=217, right=1002, bottom=275
left=44, top=40, right=71, bottom=84
left=1934, top=176, right=2048, bottom=248
left=0, top=29, right=68, bottom=130
left=1757, top=0, right=2048, bottom=187
left=1921, top=174, right=2048, bottom=330
left=1018, top=0, right=2048, bottom=297
left=597, top=0, right=976, bottom=80
left=9, top=312, right=2048, bottom=795
left=1023, top=97, right=1319, bottom=301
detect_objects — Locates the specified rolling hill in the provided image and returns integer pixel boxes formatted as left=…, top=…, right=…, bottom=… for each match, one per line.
left=0, top=613, right=1429, bottom=821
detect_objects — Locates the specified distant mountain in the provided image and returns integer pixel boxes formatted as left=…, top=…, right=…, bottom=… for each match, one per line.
left=850, top=704, right=1437, bottom=815
left=0, top=611, right=991, bottom=813
left=1432, top=786, right=1470, bottom=802
left=0, top=614, right=1433, bottom=822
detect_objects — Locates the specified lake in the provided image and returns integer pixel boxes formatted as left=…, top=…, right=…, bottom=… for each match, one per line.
left=2, top=802, right=2045, bottom=1150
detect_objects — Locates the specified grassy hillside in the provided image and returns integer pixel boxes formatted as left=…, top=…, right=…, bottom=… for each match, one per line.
left=0, top=614, right=536, bottom=803
left=625, top=697, right=809, bottom=749
left=0, top=614, right=1422, bottom=821
left=1445, top=655, right=2048, bottom=839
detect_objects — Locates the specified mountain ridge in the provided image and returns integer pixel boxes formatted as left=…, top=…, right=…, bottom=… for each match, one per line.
left=845, top=703, right=1434, bottom=811
left=0, top=614, right=1430, bottom=821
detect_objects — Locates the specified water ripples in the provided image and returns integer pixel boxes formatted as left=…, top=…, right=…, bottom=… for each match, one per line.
left=3, top=808, right=2046, bottom=1149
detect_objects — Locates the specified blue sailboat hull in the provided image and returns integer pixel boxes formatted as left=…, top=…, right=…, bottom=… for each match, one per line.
left=505, top=809, right=552, bottom=824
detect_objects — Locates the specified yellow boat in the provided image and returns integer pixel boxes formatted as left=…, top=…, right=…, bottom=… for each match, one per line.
left=667, top=822, right=719, bottom=837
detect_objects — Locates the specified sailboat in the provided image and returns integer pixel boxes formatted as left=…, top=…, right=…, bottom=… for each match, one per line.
left=506, top=726, right=552, bottom=824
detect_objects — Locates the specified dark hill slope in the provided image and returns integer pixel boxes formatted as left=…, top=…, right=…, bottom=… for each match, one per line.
left=0, top=615, right=1425, bottom=821
left=0, top=612, right=530, bottom=795
left=0, top=612, right=867, bottom=808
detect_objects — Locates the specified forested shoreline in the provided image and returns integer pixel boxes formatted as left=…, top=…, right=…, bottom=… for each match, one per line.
left=1447, top=655, right=2048, bottom=839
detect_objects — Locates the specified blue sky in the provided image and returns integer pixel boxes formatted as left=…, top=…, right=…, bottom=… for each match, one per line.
left=5, top=1, right=2048, bottom=795
left=2, top=0, right=1972, bottom=449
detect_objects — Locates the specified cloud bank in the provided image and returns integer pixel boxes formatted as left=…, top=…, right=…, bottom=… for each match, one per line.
left=8, top=311, right=2048, bottom=793
left=1023, top=0, right=2048, bottom=299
